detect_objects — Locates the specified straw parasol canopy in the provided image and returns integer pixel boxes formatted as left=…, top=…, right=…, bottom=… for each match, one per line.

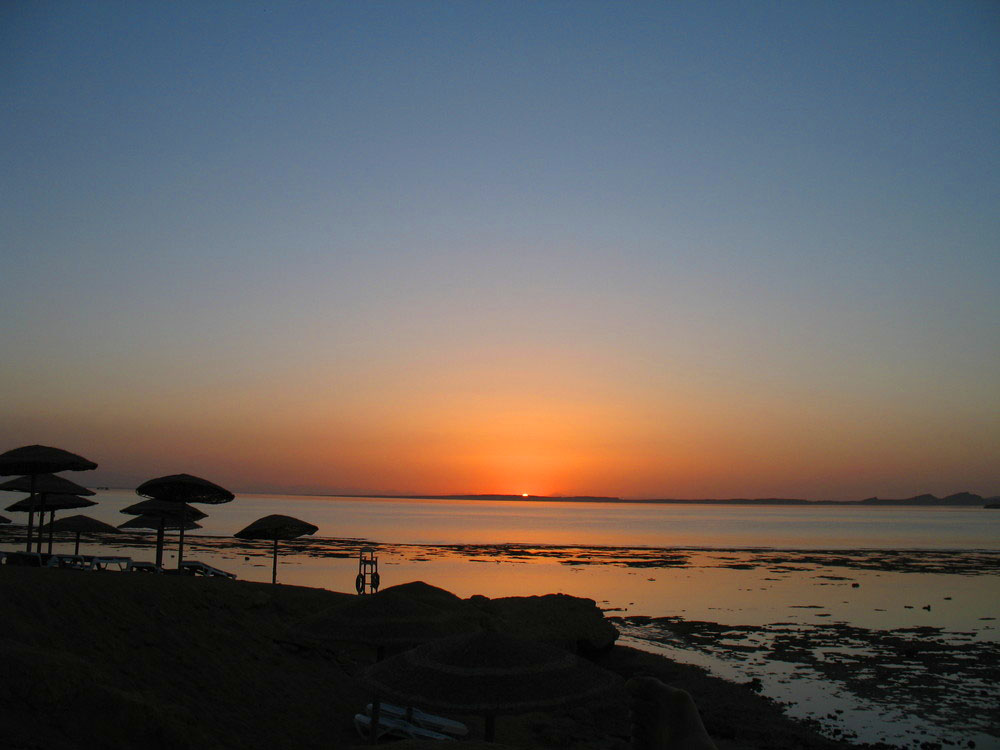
left=0, top=446, right=97, bottom=553
left=0, top=514, right=10, bottom=524
left=0, top=445, right=98, bottom=476
left=234, top=514, right=317, bottom=584
left=40, top=514, right=119, bottom=555
left=120, top=499, right=207, bottom=568
left=136, top=474, right=234, bottom=504
left=0, top=473, right=95, bottom=496
left=364, top=630, right=620, bottom=741
left=4, top=491, right=98, bottom=555
left=121, top=499, right=207, bottom=521
left=6, top=494, right=97, bottom=514
left=292, top=583, right=477, bottom=655
left=120, top=515, right=202, bottom=531
left=136, top=473, right=233, bottom=569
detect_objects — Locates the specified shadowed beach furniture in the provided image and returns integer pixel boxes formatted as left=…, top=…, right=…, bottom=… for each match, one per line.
left=39, top=513, right=118, bottom=556
left=0, top=459, right=97, bottom=554
left=179, top=560, right=236, bottom=579
left=120, top=500, right=207, bottom=568
left=365, top=702, right=468, bottom=737
left=364, top=630, right=620, bottom=742
left=129, top=561, right=163, bottom=573
left=136, top=473, right=234, bottom=570
left=234, top=514, right=318, bottom=584
left=353, top=711, right=455, bottom=742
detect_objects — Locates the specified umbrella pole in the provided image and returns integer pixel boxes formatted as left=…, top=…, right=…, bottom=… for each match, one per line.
left=48, top=510, right=54, bottom=554
left=24, top=473, right=37, bottom=551
left=272, top=538, right=278, bottom=584
left=155, top=518, right=164, bottom=568
left=74, top=531, right=81, bottom=556
left=36, top=492, right=47, bottom=553
left=178, top=523, right=185, bottom=570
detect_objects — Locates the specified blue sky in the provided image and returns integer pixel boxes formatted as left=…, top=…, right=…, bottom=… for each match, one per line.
left=1, top=1, right=997, bottom=498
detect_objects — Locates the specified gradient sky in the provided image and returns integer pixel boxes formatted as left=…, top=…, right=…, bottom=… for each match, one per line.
left=2, top=1, right=998, bottom=499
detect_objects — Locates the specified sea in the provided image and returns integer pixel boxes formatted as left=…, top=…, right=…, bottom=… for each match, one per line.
left=3, top=491, right=998, bottom=748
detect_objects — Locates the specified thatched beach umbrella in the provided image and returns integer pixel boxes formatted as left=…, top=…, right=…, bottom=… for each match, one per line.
left=293, top=583, right=477, bottom=657
left=0, top=514, right=10, bottom=524
left=40, top=514, right=120, bottom=555
left=120, top=499, right=207, bottom=568
left=0, top=473, right=96, bottom=552
left=120, top=515, right=202, bottom=533
left=365, top=630, right=619, bottom=742
left=0, top=447, right=97, bottom=553
left=136, top=474, right=234, bottom=569
left=5, top=491, right=98, bottom=554
left=234, top=514, right=317, bottom=584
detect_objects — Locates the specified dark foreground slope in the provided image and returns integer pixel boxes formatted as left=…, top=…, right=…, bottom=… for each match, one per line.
left=0, top=568, right=869, bottom=749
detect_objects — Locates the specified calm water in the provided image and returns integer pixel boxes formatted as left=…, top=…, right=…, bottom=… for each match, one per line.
left=4, top=492, right=999, bottom=747
left=36, top=490, right=1000, bottom=549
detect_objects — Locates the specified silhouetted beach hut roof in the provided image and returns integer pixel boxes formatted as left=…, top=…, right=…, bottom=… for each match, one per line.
left=43, top=514, right=120, bottom=534
left=41, top=514, right=119, bottom=555
left=0, top=474, right=95, bottom=496
left=0, top=445, right=97, bottom=476
left=121, top=499, right=207, bottom=521
left=364, top=630, right=619, bottom=740
left=234, top=514, right=318, bottom=541
left=119, top=515, right=202, bottom=531
left=0, top=446, right=98, bottom=553
left=294, top=585, right=475, bottom=650
left=136, top=474, right=234, bottom=504
left=234, top=514, right=317, bottom=584
left=6, top=494, right=97, bottom=514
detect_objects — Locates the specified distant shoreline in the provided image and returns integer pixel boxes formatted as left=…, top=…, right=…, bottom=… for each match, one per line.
left=326, top=492, right=998, bottom=507
left=84, top=487, right=998, bottom=506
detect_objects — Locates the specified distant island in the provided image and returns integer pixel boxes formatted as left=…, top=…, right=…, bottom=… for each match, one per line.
left=329, top=492, right=998, bottom=506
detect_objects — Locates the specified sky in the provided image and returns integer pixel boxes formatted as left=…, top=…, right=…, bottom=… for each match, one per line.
left=1, top=1, right=998, bottom=499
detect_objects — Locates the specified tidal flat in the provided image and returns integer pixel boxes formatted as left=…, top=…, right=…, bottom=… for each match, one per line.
left=4, top=525, right=997, bottom=748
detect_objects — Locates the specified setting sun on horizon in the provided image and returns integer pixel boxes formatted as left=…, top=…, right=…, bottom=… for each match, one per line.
left=1, top=3, right=997, bottom=501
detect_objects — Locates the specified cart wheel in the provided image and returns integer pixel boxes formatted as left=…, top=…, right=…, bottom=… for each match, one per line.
left=371, top=572, right=380, bottom=591
left=355, top=573, right=365, bottom=594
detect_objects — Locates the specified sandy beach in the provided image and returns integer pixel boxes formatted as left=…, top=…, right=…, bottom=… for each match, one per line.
left=0, top=565, right=887, bottom=750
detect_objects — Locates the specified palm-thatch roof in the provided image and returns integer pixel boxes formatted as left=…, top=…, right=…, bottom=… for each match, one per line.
left=234, top=514, right=317, bottom=541
left=136, top=474, right=234, bottom=504
left=121, top=499, right=207, bottom=521
left=6, top=493, right=97, bottom=513
left=364, top=630, right=619, bottom=715
left=0, top=473, right=95, bottom=496
left=119, top=515, right=202, bottom=531
left=41, top=514, right=120, bottom=535
left=0, top=445, right=97, bottom=476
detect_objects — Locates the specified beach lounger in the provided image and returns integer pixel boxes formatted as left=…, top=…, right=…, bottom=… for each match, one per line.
left=353, top=713, right=454, bottom=742
left=130, top=561, right=162, bottom=573
left=365, top=702, right=468, bottom=737
left=87, top=556, right=133, bottom=572
left=4, top=551, right=46, bottom=567
left=46, top=554, right=89, bottom=569
left=179, top=560, right=236, bottom=579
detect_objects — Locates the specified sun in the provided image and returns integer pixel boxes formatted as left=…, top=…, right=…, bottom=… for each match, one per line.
left=521, top=493, right=529, bottom=497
